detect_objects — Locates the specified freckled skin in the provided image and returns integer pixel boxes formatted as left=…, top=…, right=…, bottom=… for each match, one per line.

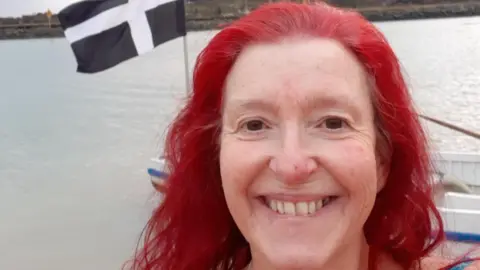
left=219, top=38, right=392, bottom=270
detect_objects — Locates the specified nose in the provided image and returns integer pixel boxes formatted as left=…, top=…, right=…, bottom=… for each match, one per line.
left=269, top=132, right=318, bottom=185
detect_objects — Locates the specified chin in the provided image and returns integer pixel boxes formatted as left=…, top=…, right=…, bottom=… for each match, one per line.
left=262, top=245, right=331, bottom=269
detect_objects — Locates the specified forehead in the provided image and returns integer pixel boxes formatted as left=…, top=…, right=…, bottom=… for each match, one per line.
left=223, top=37, right=371, bottom=111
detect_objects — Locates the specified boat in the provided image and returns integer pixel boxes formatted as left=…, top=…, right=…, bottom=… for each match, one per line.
left=147, top=151, right=480, bottom=244
left=433, top=152, right=480, bottom=244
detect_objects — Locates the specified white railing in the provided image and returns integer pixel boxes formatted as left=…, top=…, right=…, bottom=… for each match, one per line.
left=433, top=151, right=480, bottom=187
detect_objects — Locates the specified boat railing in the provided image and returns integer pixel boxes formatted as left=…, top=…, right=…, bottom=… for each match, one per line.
left=433, top=152, right=480, bottom=188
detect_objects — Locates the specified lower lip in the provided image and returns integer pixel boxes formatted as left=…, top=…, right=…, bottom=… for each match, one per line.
left=256, top=197, right=341, bottom=220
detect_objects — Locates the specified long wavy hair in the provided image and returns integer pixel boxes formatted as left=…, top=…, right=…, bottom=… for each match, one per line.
left=128, top=2, right=451, bottom=270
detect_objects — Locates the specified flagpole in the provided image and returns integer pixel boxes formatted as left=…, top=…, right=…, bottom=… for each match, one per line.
left=182, top=0, right=191, bottom=94
left=183, top=35, right=191, bottom=94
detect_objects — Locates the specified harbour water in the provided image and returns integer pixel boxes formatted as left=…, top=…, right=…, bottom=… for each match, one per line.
left=0, top=16, right=479, bottom=269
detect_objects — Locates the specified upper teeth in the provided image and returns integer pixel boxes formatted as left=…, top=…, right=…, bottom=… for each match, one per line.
left=267, top=198, right=333, bottom=216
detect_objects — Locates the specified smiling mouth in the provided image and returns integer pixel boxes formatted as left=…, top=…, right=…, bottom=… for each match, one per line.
left=261, top=196, right=339, bottom=217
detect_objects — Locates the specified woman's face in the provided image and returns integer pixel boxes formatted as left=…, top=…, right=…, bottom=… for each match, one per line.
left=219, top=37, right=388, bottom=269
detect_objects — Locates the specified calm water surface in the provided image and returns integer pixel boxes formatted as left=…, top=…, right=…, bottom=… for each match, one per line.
left=0, top=16, right=479, bottom=269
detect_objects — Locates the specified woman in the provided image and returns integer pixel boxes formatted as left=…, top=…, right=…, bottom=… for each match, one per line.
left=128, top=2, right=478, bottom=269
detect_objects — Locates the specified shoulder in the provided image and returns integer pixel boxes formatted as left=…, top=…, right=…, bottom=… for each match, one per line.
left=420, top=256, right=451, bottom=269
left=465, top=261, right=480, bottom=270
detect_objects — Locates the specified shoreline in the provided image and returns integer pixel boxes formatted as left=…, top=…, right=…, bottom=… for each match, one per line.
left=1, top=2, right=480, bottom=40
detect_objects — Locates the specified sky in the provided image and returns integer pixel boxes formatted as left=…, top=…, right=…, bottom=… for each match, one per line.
left=0, top=0, right=78, bottom=17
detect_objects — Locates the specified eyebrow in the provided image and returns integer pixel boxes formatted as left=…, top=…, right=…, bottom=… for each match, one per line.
left=225, top=99, right=279, bottom=114
left=303, top=94, right=361, bottom=115
left=224, top=93, right=362, bottom=116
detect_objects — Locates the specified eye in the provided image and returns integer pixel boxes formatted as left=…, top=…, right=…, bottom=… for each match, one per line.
left=242, top=119, right=268, bottom=132
left=317, top=116, right=348, bottom=130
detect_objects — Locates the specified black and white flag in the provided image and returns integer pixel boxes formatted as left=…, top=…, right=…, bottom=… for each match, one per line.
left=58, top=0, right=186, bottom=73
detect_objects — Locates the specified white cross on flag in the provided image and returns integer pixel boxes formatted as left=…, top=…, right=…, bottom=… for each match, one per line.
left=58, top=0, right=186, bottom=73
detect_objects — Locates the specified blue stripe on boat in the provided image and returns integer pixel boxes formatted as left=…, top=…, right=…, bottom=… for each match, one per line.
left=445, top=231, right=480, bottom=243
left=450, top=261, right=473, bottom=270
left=147, top=168, right=169, bottom=179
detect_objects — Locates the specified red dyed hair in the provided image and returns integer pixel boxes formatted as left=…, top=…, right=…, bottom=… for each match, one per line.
left=128, top=2, right=449, bottom=270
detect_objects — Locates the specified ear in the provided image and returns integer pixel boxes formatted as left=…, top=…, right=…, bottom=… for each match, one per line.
left=376, top=157, right=390, bottom=193
left=375, top=127, right=392, bottom=193
left=151, top=178, right=168, bottom=193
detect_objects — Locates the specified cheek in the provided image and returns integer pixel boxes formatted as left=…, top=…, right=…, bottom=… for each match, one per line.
left=219, top=136, right=270, bottom=193
left=219, top=138, right=255, bottom=208
left=329, top=142, right=379, bottom=227
left=219, top=137, right=267, bottom=233
left=219, top=141, right=242, bottom=199
left=327, top=141, right=378, bottom=201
